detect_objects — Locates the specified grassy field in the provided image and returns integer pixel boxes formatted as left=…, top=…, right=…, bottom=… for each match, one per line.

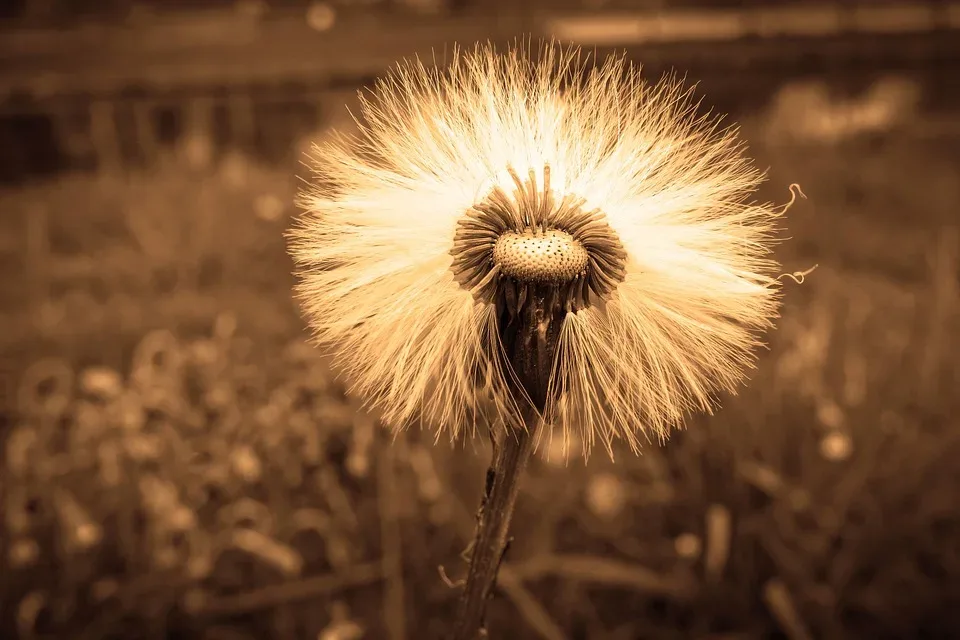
left=0, top=96, right=958, bottom=639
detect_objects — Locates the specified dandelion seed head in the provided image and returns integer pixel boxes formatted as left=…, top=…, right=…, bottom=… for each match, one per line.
left=289, top=40, right=787, bottom=457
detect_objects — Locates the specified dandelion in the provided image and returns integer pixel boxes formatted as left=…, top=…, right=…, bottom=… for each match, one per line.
left=289, top=40, right=795, bottom=637
left=291, top=42, right=786, bottom=453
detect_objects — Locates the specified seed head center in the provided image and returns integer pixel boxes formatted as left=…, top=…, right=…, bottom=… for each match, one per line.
left=492, top=228, right=588, bottom=285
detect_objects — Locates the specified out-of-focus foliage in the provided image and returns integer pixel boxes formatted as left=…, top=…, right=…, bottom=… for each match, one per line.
left=1, top=83, right=959, bottom=639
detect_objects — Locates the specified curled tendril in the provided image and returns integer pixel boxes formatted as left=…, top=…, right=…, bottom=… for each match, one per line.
left=777, top=264, right=819, bottom=285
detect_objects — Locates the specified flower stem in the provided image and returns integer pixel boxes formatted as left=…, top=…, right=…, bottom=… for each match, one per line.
left=450, top=412, right=536, bottom=639
left=451, top=289, right=559, bottom=639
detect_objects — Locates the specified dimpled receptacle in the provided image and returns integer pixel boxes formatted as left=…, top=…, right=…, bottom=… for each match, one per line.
left=492, top=229, right=588, bottom=285
left=450, top=165, right=627, bottom=312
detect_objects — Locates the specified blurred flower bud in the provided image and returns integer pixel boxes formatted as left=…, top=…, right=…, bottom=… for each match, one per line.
left=230, top=445, right=262, bottom=484
left=704, top=504, right=732, bottom=582
left=319, top=601, right=364, bottom=640
left=319, top=618, right=365, bottom=640
left=9, top=538, right=40, bottom=568
left=585, top=471, right=627, bottom=521
left=819, top=430, right=853, bottom=462
left=345, top=414, right=376, bottom=479
left=78, top=366, right=123, bottom=400
left=189, top=338, right=222, bottom=371
left=227, top=529, right=303, bottom=577
left=167, top=505, right=198, bottom=532
left=306, top=2, right=336, bottom=32
left=674, top=533, right=701, bottom=560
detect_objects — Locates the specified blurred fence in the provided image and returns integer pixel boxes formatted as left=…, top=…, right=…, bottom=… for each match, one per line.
left=0, top=1, right=959, bottom=182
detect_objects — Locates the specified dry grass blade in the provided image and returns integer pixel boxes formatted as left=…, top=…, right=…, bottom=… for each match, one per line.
left=378, top=440, right=407, bottom=640
left=762, top=578, right=814, bottom=640
left=510, top=554, right=698, bottom=600
left=193, top=562, right=384, bottom=619
left=496, top=568, right=568, bottom=640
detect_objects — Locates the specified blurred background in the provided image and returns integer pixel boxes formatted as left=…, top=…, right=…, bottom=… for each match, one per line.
left=1, top=1, right=959, bottom=639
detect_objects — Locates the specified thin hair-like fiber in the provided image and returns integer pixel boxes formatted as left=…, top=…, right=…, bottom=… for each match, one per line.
left=289, top=40, right=788, bottom=458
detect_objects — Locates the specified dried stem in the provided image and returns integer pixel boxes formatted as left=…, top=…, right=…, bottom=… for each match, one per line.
left=450, top=289, right=559, bottom=639
left=450, top=412, right=537, bottom=639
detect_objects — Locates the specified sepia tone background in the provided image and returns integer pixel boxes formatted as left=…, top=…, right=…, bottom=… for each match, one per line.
left=1, top=1, right=959, bottom=638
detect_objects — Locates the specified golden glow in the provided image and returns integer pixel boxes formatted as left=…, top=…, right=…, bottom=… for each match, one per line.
left=289, top=41, right=789, bottom=458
